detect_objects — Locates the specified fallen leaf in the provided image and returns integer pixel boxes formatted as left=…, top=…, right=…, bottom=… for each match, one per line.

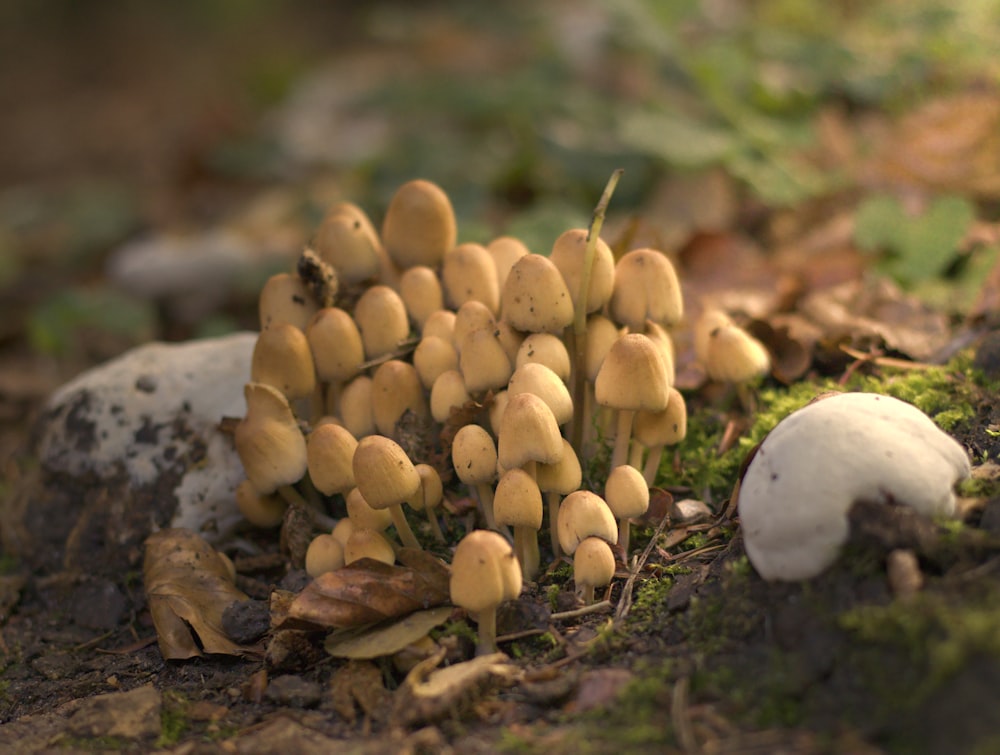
left=324, top=606, right=452, bottom=659
left=283, top=548, right=450, bottom=630
left=143, top=528, right=251, bottom=660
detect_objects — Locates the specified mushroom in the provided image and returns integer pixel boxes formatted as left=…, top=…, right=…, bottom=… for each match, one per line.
left=235, top=478, right=287, bottom=528
left=594, top=332, right=671, bottom=471
left=344, top=528, right=397, bottom=566
left=371, top=360, right=429, bottom=436
left=345, top=486, right=393, bottom=533
left=250, top=323, right=316, bottom=404
left=353, top=284, right=411, bottom=361
left=312, top=201, right=382, bottom=284
left=609, top=248, right=683, bottom=332
left=413, top=335, right=459, bottom=390
left=549, top=228, right=615, bottom=316
left=694, top=309, right=770, bottom=407
left=487, top=235, right=529, bottom=294
left=738, top=392, right=971, bottom=581
left=496, top=392, right=564, bottom=480
left=451, top=424, right=500, bottom=530
left=633, top=386, right=688, bottom=487
left=306, top=307, right=364, bottom=412
left=442, top=242, right=500, bottom=314
left=573, top=536, right=616, bottom=604
left=412, top=463, right=446, bottom=542
left=459, top=328, right=513, bottom=397
left=500, top=254, right=574, bottom=335
left=557, top=489, right=618, bottom=557
left=258, top=271, right=318, bottom=331
left=449, top=529, right=523, bottom=656
left=604, top=463, right=649, bottom=555
left=399, top=266, right=445, bottom=331
left=506, top=362, right=573, bottom=427
left=453, top=300, right=497, bottom=350
left=535, top=438, right=582, bottom=560
left=430, top=369, right=473, bottom=424
left=494, top=467, right=544, bottom=581
left=352, top=435, right=423, bottom=550
left=306, top=422, right=358, bottom=497
left=305, top=533, right=346, bottom=577
left=381, top=178, right=457, bottom=270
left=515, top=333, right=571, bottom=383
left=338, top=375, right=376, bottom=438
left=235, top=382, right=308, bottom=498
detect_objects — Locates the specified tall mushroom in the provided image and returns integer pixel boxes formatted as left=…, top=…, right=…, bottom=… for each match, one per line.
left=604, top=463, right=649, bottom=555
left=352, top=435, right=422, bottom=550
left=450, top=530, right=523, bottom=656
left=494, top=467, right=544, bottom=581
left=451, top=424, right=500, bottom=529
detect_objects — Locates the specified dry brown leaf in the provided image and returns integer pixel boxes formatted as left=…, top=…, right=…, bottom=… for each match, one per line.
left=283, top=548, right=450, bottom=630
left=143, top=528, right=251, bottom=660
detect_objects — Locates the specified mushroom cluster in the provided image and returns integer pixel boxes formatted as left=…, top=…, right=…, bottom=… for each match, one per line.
left=231, top=178, right=707, bottom=649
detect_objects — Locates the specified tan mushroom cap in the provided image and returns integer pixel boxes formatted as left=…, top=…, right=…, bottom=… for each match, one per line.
left=610, top=248, right=684, bottom=331
left=693, top=309, right=734, bottom=365
left=413, top=335, right=459, bottom=390
left=331, top=517, right=355, bottom=548
left=371, top=359, right=429, bottom=436
left=305, top=533, right=346, bottom=577
left=453, top=300, right=497, bottom=352
left=251, top=323, right=316, bottom=401
left=412, top=463, right=444, bottom=511
left=306, top=422, right=358, bottom=496
left=352, top=435, right=421, bottom=511
left=487, top=388, right=509, bottom=437
left=494, top=468, right=544, bottom=530
left=430, top=369, right=473, bottom=424
left=312, top=201, right=381, bottom=284
left=442, top=242, right=500, bottom=314
left=344, top=528, right=396, bottom=565
left=449, top=529, right=522, bottom=613
left=495, top=319, right=527, bottom=365
left=354, top=284, right=411, bottom=360
left=515, top=332, right=571, bottom=383
left=573, top=536, right=616, bottom=602
left=345, top=486, right=393, bottom=531
left=642, top=320, right=676, bottom=387
left=235, top=479, right=287, bottom=528
left=595, top=333, right=670, bottom=411
left=549, top=228, right=615, bottom=314
left=506, top=362, right=573, bottom=426
left=399, top=265, right=445, bottom=330
left=500, top=254, right=574, bottom=334
left=497, top=392, right=564, bottom=471
left=258, top=271, right=317, bottom=332
left=703, top=323, right=771, bottom=384
left=634, top=387, right=687, bottom=448
left=452, top=424, right=498, bottom=484
left=536, top=438, right=582, bottom=494
left=584, top=314, right=622, bottom=383
left=307, top=307, right=364, bottom=384
left=382, top=179, right=457, bottom=269
left=487, top=235, right=530, bottom=293
left=338, top=375, right=376, bottom=438
left=557, top=490, right=617, bottom=555
left=235, top=382, right=308, bottom=494
left=459, top=328, right=513, bottom=396
left=605, top=464, right=650, bottom=520
left=422, top=309, right=457, bottom=342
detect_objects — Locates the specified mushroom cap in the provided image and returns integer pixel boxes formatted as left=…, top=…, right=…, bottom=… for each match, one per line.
left=338, top=375, right=375, bottom=438
left=398, top=265, right=445, bottom=330
left=497, top=392, right=564, bottom=470
left=633, top=387, right=688, bottom=447
left=413, top=335, right=459, bottom=390
left=573, top=536, right=616, bottom=590
left=452, top=424, right=499, bottom=486
left=345, top=486, right=393, bottom=531
left=584, top=314, right=622, bottom=383
left=442, top=242, right=500, bottom=314
left=739, top=392, right=971, bottom=581
left=494, top=468, right=544, bottom=529
left=604, top=464, right=650, bottom=519
left=549, top=228, right=615, bottom=314
left=500, top=254, right=574, bottom=334
left=235, top=479, right=287, bottom=528
left=487, top=235, right=530, bottom=293
left=382, top=179, right=457, bottom=269
left=609, top=248, right=683, bottom=330
left=312, top=202, right=381, bottom=284
left=515, top=333, right=571, bottom=383
left=306, top=422, right=358, bottom=496
left=703, top=324, right=771, bottom=384
left=453, top=300, right=497, bottom=351
left=594, top=333, right=671, bottom=411
left=307, top=307, right=364, bottom=384
left=693, top=309, right=733, bottom=366
left=353, top=284, right=411, bottom=361
left=449, top=529, right=522, bottom=613
left=459, top=328, right=513, bottom=396
left=331, top=517, right=355, bottom=548
left=259, top=272, right=317, bottom=331
left=344, top=528, right=396, bottom=565
left=371, top=360, right=428, bottom=436
left=506, top=362, right=573, bottom=426
left=251, top=323, right=316, bottom=401
left=536, top=438, right=582, bottom=494
left=412, top=463, right=444, bottom=511
left=557, top=490, right=617, bottom=555
left=352, top=435, right=421, bottom=510
left=305, top=533, right=346, bottom=577
left=235, top=382, right=308, bottom=494
left=422, top=309, right=457, bottom=342
left=430, top=369, right=472, bottom=424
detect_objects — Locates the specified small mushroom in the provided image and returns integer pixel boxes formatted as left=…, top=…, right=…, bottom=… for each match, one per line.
left=738, top=392, right=971, bottom=580
left=494, top=468, right=544, bottom=581
left=451, top=424, right=500, bottom=530
left=305, top=533, right=346, bottom=577
left=381, top=179, right=457, bottom=270
left=573, top=536, right=616, bottom=604
left=449, top=530, right=523, bottom=656
left=604, top=463, right=649, bottom=555
left=352, top=435, right=423, bottom=550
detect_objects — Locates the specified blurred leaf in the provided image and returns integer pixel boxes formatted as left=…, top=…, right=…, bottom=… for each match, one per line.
left=501, top=200, right=589, bottom=255
left=855, top=195, right=905, bottom=252
left=618, top=110, right=738, bottom=168
left=27, top=286, right=157, bottom=357
left=144, top=528, right=251, bottom=660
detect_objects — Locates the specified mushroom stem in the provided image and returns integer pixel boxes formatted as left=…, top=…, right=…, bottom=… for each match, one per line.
left=474, top=608, right=498, bottom=656
left=611, top=408, right=636, bottom=470
left=475, top=482, right=498, bottom=530
left=426, top=509, right=446, bottom=543
left=642, top=444, right=664, bottom=488
left=547, top=492, right=562, bottom=560
left=514, top=525, right=540, bottom=582
left=389, top=503, right=422, bottom=550
left=277, top=484, right=338, bottom=530
left=618, top=517, right=632, bottom=556
left=628, top=440, right=644, bottom=470
left=580, top=583, right=596, bottom=605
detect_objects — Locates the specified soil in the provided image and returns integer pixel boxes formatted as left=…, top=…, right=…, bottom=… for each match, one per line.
left=3, top=5, right=1000, bottom=754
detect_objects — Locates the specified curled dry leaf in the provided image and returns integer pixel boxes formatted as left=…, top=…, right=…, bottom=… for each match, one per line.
left=143, top=528, right=252, bottom=660
left=283, top=548, right=450, bottom=630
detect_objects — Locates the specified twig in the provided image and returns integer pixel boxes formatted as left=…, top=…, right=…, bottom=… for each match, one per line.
left=672, top=676, right=699, bottom=754
left=550, top=599, right=613, bottom=622
left=614, top=513, right=671, bottom=624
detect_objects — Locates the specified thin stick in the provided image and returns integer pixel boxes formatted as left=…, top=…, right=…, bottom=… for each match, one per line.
left=550, top=599, right=613, bottom=622
left=570, top=169, right=624, bottom=454
left=614, top=512, right=671, bottom=624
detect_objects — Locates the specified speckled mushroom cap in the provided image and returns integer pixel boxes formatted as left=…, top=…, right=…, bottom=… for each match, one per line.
left=494, top=468, right=544, bottom=530
left=497, top=392, right=563, bottom=470
left=609, top=248, right=683, bottom=331
left=506, top=363, right=573, bottom=426
left=500, top=254, right=574, bottom=334
left=515, top=333, right=571, bottom=383
left=703, top=323, right=771, bottom=384
left=549, top=228, right=615, bottom=315
left=352, top=435, right=421, bottom=511
left=449, top=529, right=523, bottom=613
left=353, top=285, right=410, bottom=361
left=452, top=424, right=499, bottom=486
left=595, top=333, right=670, bottom=412
left=258, top=272, right=318, bottom=332
left=371, top=360, right=428, bottom=436
left=634, top=387, right=688, bottom=447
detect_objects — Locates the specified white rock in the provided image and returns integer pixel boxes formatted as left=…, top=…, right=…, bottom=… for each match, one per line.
left=37, top=332, right=256, bottom=537
left=738, top=392, right=970, bottom=581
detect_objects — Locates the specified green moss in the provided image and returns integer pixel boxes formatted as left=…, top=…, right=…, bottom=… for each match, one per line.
left=156, top=690, right=190, bottom=748
left=576, top=659, right=676, bottom=750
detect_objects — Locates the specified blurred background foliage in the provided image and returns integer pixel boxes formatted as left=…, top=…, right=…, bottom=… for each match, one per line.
left=0, top=0, right=998, bottom=360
